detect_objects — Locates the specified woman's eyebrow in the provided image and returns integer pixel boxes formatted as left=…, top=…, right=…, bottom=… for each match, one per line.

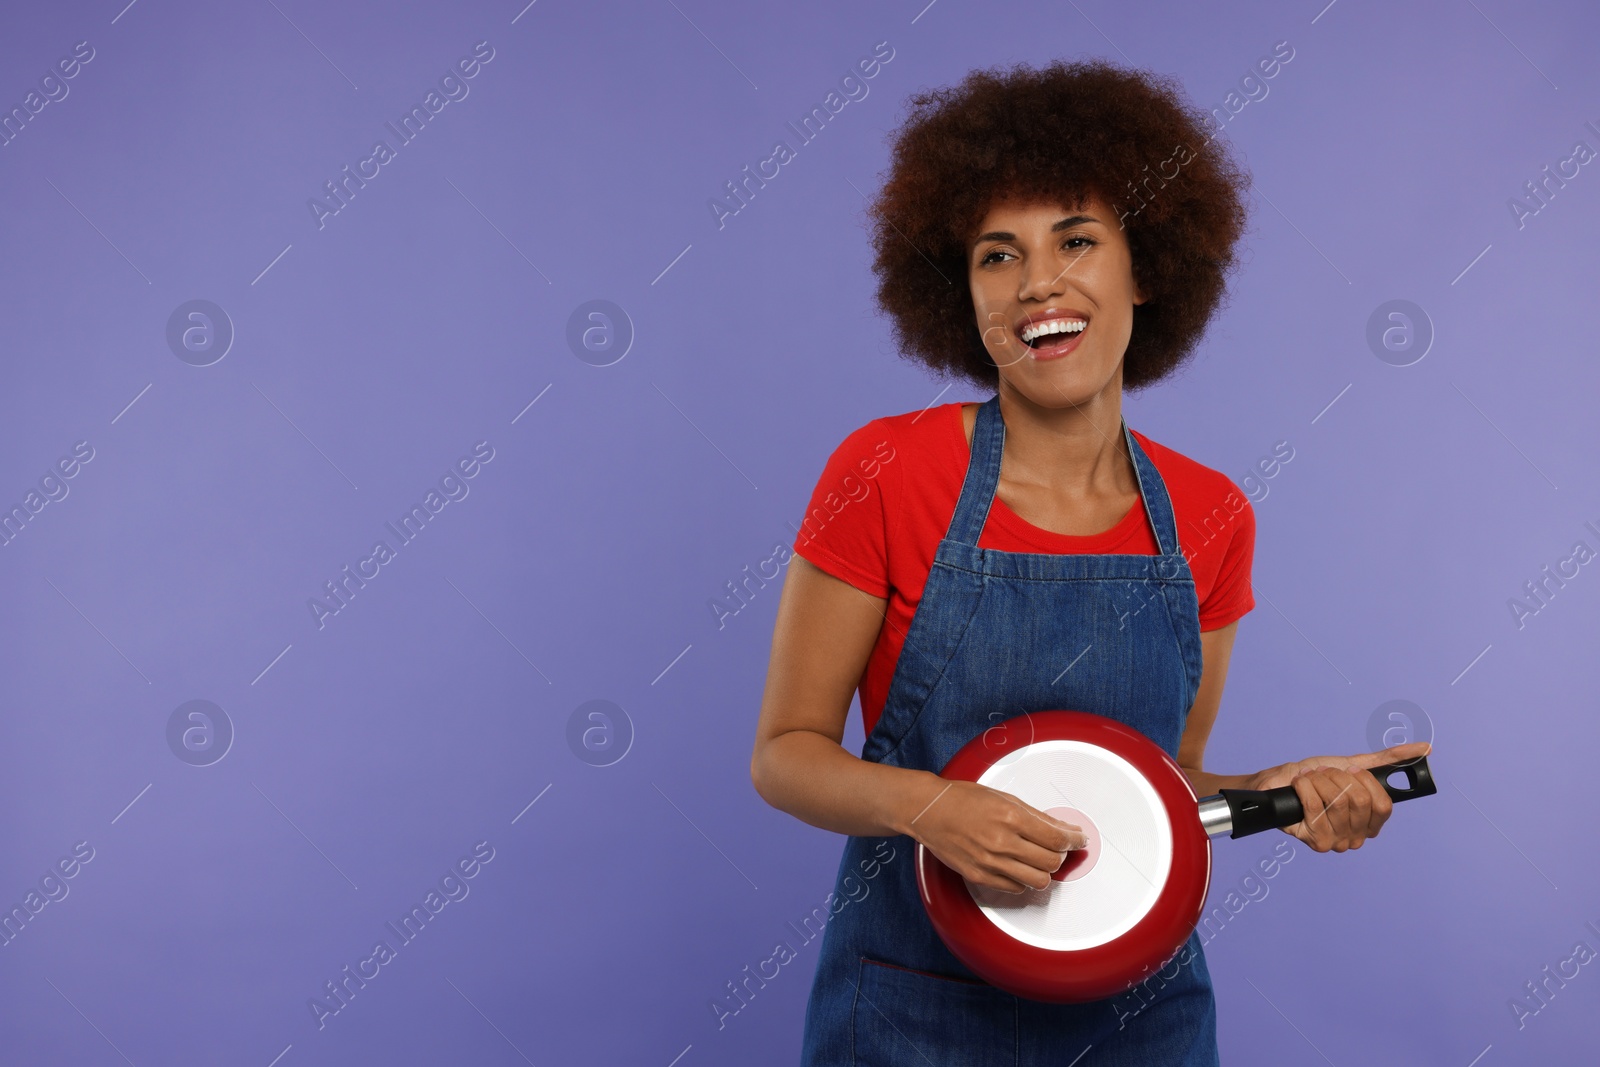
left=972, top=214, right=1100, bottom=244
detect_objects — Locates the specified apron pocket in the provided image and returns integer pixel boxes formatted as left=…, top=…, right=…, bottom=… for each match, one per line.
left=851, top=956, right=1018, bottom=1066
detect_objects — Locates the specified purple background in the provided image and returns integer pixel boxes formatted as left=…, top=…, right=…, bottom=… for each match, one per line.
left=1, top=1, right=1596, bottom=1063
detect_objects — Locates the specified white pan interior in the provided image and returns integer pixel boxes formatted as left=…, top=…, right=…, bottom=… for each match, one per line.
left=968, top=739, right=1173, bottom=951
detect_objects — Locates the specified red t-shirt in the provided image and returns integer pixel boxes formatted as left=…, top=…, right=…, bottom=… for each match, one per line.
left=792, top=402, right=1256, bottom=738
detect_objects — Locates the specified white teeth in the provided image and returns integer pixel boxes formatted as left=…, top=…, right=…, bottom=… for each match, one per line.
left=1021, top=319, right=1087, bottom=343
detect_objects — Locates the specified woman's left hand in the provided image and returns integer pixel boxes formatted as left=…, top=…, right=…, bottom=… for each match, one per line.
left=1248, top=742, right=1432, bottom=852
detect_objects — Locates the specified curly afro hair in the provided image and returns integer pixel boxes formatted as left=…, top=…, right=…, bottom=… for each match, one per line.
left=867, top=58, right=1251, bottom=391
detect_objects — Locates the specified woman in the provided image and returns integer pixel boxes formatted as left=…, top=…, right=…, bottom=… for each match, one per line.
left=750, top=60, right=1428, bottom=1065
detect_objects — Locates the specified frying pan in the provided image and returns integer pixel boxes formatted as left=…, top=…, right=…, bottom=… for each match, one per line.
left=915, top=710, right=1436, bottom=1003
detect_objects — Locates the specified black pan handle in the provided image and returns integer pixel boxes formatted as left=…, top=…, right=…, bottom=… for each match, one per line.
left=1217, top=756, right=1436, bottom=839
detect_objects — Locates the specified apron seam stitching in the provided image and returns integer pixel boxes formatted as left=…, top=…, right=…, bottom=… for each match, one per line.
left=870, top=576, right=990, bottom=766
left=849, top=954, right=863, bottom=1066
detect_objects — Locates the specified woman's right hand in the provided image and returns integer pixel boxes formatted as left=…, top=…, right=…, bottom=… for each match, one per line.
left=908, top=779, right=1089, bottom=894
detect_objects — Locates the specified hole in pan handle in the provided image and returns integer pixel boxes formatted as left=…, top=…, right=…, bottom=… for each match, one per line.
left=1213, top=755, right=1438, bottom=839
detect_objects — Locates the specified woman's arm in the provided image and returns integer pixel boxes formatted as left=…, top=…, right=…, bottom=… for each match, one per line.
left=750, top=555, right=934, bottom=838
left=751, top=556, right=1083, bottom=892
left=1176, top=621, right=1251, bottom=796
left=1177, top=619, right=1430, bottom=852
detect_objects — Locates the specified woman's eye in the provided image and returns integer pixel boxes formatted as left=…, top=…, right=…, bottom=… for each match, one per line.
left=979, top=238, right=1092, bottom=265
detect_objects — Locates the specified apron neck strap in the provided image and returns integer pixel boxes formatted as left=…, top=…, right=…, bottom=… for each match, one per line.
left=944, top=394, right=1184, bottom=559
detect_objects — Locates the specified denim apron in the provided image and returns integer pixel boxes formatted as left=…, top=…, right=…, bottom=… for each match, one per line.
left=799, top=395, right=1218, bottom=1066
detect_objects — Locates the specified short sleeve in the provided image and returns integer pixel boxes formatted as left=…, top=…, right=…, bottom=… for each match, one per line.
left=791, top=422, right=900, bottom=598
left=1198, top=489, right=1256, bottom=630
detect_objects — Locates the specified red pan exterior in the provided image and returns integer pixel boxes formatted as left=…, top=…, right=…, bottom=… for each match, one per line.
left=916, top=710, right=1211, bottom=1003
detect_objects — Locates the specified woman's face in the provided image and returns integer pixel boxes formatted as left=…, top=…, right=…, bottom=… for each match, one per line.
left=966, top=193, right=1146, bottom=409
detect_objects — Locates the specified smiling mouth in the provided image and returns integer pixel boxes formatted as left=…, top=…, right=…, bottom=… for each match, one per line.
left=1019, top=318, right=1088, bottom=356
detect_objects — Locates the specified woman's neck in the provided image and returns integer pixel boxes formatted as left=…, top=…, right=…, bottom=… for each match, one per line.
left=994, top=378, right=1133, bottom=499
